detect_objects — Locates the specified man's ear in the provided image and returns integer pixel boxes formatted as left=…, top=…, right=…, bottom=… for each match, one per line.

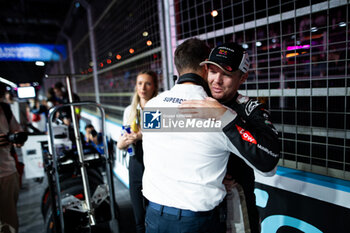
left=240, top=72, right=248, bottom=84
left=200, top=66, right=208, bottom=81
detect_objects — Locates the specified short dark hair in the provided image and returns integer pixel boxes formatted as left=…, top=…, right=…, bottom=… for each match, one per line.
left=174, top=38, right=210, bottom=74
left=85, top=124, right=94, bottom=130
left=54, top=82, right=65, bottom=91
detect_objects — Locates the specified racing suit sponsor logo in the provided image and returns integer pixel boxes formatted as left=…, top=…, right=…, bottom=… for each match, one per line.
left=245, top=100, right=260, bottom=116
left=257, top=144, right=279, bottom=158
left=236, top=125, right=257, bottom=144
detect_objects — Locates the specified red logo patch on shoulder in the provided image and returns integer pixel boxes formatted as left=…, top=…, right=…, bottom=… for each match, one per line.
left=236, top=125, right=257, bottom=144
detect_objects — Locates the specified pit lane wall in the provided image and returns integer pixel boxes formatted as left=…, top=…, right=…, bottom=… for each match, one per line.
left=81, top=110, right=350, bottom=232
left=254, top=167, right=350, bottom=232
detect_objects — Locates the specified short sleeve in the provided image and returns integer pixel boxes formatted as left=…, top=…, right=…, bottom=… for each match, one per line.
left=122, top=105, right=132, bottom=125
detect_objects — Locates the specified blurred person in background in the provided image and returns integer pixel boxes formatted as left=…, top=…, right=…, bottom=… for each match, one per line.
left=5, top=89, right=28, bottom=132
left=84, top=124, right=104, bottom=154
left=84, top=124, right=96, bottom=143
left=53, top=81, right=80, bottom=104
left=117, top=70, right=158, bottom=233
left=0, top=83, right=27, bottom=233
left=45, top=87, right=58, bottom=109
left=53, top=82, right=81, bottom=126
left=27, top=98, right=47, bottom=132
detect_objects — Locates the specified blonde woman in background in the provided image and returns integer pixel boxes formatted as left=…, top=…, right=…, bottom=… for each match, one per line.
left=117, top=70, right=158, bottom=233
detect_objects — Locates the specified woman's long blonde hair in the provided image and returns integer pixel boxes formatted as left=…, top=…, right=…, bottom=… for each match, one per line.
left=126, top=70, right=158, bottom=125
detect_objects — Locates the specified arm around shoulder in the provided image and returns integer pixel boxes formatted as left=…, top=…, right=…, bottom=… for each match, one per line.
left=223, top=97, right=280, bottom=175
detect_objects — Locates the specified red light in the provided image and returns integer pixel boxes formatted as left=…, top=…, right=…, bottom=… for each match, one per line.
left=153, top=54, right=158, bottom=59
left=116, top=54, right=121, bottom=60
left=129, top=48, right=135, bottom=54
left=107, top=59, right=112, bottom=64
left=146, top=40, right=152, bottom=46
left=88, top=68, right=93, bottom=72
left=100, top=62, right=103, bottom=67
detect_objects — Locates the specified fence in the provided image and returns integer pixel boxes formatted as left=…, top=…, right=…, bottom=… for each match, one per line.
left=45, top=0, right=350, bottom=180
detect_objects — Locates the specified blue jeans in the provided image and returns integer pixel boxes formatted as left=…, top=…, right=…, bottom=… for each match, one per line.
left=145, top=203, right=220, bottom=233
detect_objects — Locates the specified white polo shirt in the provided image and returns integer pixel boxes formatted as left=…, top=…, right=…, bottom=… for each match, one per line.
left=142, top=84, right=241, bottom=211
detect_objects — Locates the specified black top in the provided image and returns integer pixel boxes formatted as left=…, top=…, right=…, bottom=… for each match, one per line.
left=177, top=73, right=211, bottom=96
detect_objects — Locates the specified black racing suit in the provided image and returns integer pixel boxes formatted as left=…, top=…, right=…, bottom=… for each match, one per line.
left=223, top=93, right=280, bottom=173
left=224, top=93, right=280, bottom=232
left=177, top=74, right=280, bottom=173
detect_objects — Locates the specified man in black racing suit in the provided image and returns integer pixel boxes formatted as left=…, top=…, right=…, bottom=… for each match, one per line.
left=224, top=93, right=279, bottom=233
left=180, top=42, right=280, bottom=232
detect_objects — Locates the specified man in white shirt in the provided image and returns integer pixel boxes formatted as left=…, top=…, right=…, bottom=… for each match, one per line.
left=142, top=38, right=276, bottom=232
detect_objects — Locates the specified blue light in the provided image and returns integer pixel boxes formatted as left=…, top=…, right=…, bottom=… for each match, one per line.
left=0, top=43, right=66, bottom=62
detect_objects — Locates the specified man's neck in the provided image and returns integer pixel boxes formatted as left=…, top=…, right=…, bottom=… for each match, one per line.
left=220, top=92, right=239, bottom=107
left=180, top=81, right=194, bottom=85
left=177, top=73, right=211, bottom=95
left=179, top=68, right=203, bottom=77
left=177, top=73, right=204, bottom=85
